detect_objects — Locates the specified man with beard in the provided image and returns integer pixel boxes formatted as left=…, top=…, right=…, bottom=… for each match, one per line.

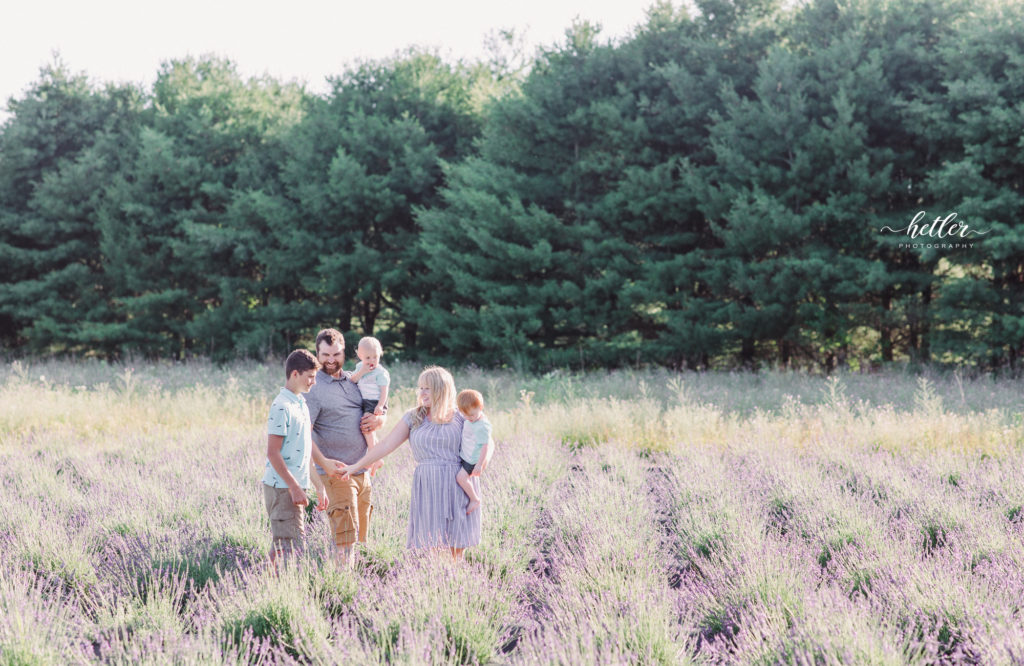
left=305, top=327, right=385, bottom=566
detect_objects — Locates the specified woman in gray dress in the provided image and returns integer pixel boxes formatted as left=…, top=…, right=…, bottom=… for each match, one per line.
left=339, top=366, right=487, bottom=559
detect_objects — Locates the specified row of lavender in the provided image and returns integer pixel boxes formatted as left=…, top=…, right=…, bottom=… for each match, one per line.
left=1, top=366, right=1022, bottom=663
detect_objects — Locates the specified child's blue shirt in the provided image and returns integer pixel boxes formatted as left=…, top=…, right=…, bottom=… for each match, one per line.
left=354, top=362, right=390, bottom=401
left=460, top=415, right=493, bottom=464
left=263, top=387, right=313, bottom=489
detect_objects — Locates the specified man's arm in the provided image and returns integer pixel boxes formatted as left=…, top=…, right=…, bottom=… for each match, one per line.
left=310, top=468, right=327, bottom=511
left=311, top=441, right=345, bottom=478
left=360, top=412, right=385, bottom=433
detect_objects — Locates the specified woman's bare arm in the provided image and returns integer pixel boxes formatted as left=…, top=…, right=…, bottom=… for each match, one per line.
left=342, top=418, right=411, bottom=476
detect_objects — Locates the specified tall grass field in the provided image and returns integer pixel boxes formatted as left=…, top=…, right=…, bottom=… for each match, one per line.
left=1, top=360, right=1023, bottom=664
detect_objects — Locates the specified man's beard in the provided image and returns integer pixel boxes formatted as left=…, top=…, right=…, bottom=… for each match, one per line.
left=322, top=359, right=343, bottom=375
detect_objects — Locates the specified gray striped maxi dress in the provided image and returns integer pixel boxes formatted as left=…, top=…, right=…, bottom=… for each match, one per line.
left=403, top=410, right=482, bottom=549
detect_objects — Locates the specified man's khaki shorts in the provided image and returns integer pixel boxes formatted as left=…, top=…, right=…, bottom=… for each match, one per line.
left=321, top=472, right=373, bottom=547
left=263, top=483, right=305, bottom=554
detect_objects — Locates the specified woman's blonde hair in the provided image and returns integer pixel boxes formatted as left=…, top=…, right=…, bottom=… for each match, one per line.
left=406, top=366, right=456, bottom=430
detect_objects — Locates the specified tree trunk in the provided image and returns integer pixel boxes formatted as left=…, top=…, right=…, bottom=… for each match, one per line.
left=339, top=294, right=354, bottom=334
left=741, top=337, right=755, bottom=371
left=880, top=292, right=893, bottom=363
left=918, top=284, right=932, bottom=362
left=823, top=351, right=836, bottom=375
left=404, top=321, right=418, bottom=350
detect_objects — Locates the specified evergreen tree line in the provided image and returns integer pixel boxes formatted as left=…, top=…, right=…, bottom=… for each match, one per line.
left=1, top=0, right=1022, bottom=370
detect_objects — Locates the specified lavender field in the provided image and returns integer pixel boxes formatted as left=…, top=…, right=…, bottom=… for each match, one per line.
left=1, top=360, right=1023, bottom=664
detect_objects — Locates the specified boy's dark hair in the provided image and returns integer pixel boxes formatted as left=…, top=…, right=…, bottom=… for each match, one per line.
left=285, top=349, right=320, bottom=379
left=315, top=328, right=345, bottom=353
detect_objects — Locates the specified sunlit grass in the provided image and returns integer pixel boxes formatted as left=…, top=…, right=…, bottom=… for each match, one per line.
left=1, top=361, right=1023, bottom=663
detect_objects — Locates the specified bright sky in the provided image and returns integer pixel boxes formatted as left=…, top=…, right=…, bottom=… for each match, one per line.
left=2, top=0, right=662, bottom=120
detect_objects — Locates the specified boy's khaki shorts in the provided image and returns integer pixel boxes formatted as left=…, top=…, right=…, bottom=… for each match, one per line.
left=263, top=483, right=305, bottom=554
left=321, top=472, right=373, bottom=547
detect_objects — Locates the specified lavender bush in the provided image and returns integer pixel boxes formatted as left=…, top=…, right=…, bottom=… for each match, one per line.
left=1, top=360, right=1022, bottom=663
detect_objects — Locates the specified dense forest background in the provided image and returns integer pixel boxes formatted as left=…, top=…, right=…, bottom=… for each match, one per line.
left=1, top=0, right=1021, bottom=371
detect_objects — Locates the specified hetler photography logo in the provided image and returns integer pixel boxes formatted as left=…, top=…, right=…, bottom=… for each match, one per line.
left=879, top=211, right=991, bottom=249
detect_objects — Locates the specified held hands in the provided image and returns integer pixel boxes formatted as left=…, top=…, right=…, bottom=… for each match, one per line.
left=323, top=458, right=347, bottom=479
left=335, top=460, right=381, bottom=479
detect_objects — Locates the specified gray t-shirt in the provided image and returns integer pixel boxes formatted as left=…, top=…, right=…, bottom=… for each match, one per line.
left=304, top=369, right=367, bottom=475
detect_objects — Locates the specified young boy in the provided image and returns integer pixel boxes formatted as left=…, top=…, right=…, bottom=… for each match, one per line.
left=456, top=389, right=493, bottom=515
left=262, top=349, right=327, bottom=566
left=348, top=337, right=390, bottom=459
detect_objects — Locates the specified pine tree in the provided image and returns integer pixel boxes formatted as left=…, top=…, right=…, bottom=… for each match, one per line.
left=0, top=61, right=145, bottom=352
left=686, top=0, right=962, bottom=369
left=923, top=2, right=1024, bottom=369
left=277, top=50, right=485, bottom=350
left=415, top=5, right=780, bottom=367
left=97, top=56, right=305, bottom=357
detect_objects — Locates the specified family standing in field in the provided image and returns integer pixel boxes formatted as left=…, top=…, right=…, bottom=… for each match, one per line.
left=261, top=328, right=495, bottom=568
